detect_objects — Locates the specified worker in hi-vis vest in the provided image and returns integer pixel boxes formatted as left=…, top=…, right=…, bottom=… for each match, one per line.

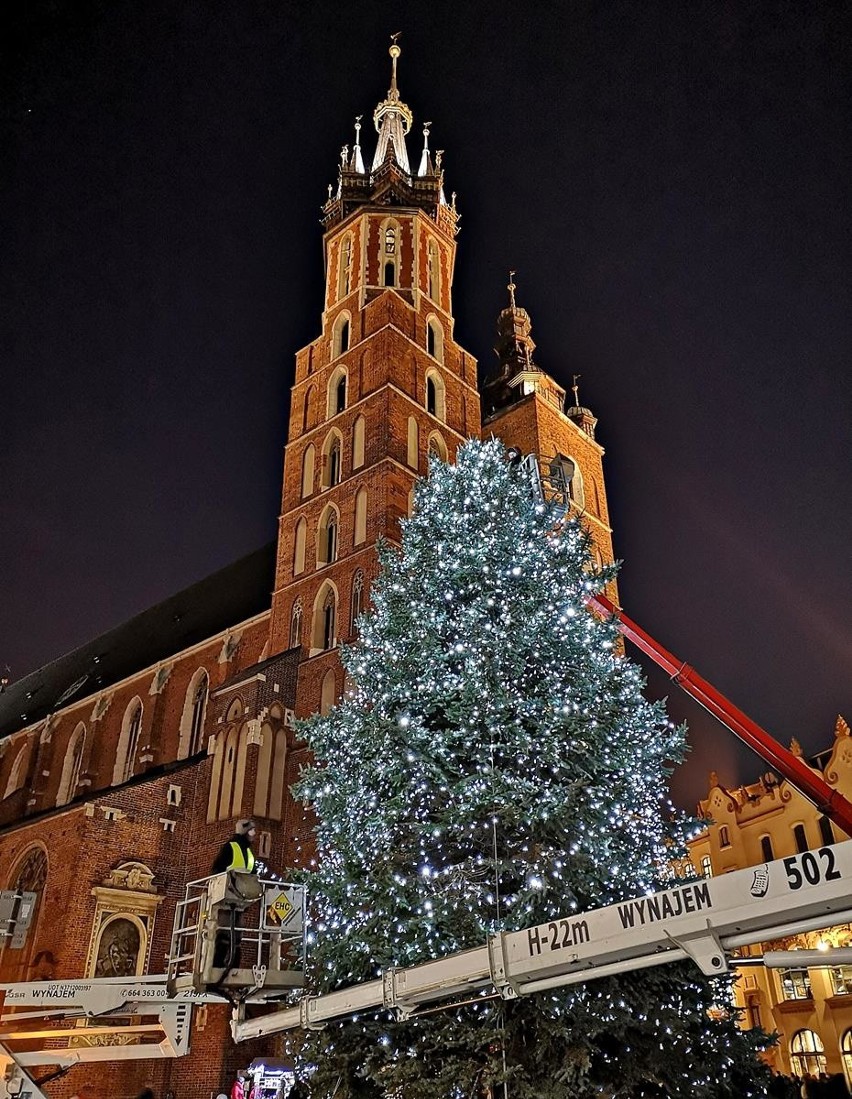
left=212, top=819, right=258, bottom=875
left=211, top=819, right=258, bottom=969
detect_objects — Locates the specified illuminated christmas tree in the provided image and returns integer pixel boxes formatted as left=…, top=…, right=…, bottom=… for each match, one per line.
left=293, top=438, right=773, bottom=1098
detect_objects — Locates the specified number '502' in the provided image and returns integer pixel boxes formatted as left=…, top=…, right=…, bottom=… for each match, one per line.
left=783, top=847, right=842, bottom=890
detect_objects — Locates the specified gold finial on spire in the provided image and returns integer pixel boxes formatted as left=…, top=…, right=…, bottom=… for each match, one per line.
left=507, top=270, right=517, bottom=310
left=572, top=374, right=581, bottom=406
left=389, top=32, right=402, bottom=93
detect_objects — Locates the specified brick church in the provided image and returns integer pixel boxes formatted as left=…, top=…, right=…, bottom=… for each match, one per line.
left=0, top=45, right=616, bottom=1098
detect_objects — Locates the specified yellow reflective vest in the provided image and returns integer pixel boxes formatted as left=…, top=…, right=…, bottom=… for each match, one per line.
left=227, top=841, right=255, bottom=873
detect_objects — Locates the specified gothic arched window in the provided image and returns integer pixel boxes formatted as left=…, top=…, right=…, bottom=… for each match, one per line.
left=114, top=699, right=143, bottom=784
left=293, top=517, right=307, bottom=575
left=327, top=366, right=348, bottom=418
left=310, top=582, right=338, bottom=654
left=332, top=313, right=351, bottom=359
left=302, top=386, right=314, bottom=433
left=427, top=239, right=441, bottom=302
left=188, top=672, right=208, bottom=756
left=427, top=432, right=448, bottom=464
left=407, top=416, right=418, bottom=468
left=426, top=316, right=443, bottom=363
left=382, top=222, right=399, bottom=288
left=57, top=723, right=86, bottom=806
left=354, top=487, right=367, bottom=546
left=3, top=742, right=30, bottom=800
left=337, top=234, right=352, bottom=299
left=1, top=846, right=48, bottom=982
left=425, top=369, right=446, bottom=422
left=322, top=592, right=336, bottom=650
left=301, top=445, right=315, bottom=498
left=320, top=669, right=337, bottom=716
left=290, top=599, right=303, bottom=649
left=549, top=453, right=585, bottom=510
left=321, top=432, right=342, bottom=489
left=317, top=505, right=339, bottom=567
left=352, top=414, right=366, bottom=469
left=178, top=670, right=209, bottom=759
left=350, top=570, right=365, bottom=635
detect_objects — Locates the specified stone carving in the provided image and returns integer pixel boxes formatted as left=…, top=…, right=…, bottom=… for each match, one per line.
left=100, top=861, right=156, bottom=893
left=149, top=663, right=174, bottom=695
left=90, top=693, right=113, bottom=722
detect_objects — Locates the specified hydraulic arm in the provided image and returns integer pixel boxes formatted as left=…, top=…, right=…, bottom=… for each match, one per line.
left=233, top=842, right=852, bottom=1039
left=587, top=592, right=852, bottom=837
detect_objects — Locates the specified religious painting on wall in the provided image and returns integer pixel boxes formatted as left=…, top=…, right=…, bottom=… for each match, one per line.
left=94, top=916, right=141, bottom=978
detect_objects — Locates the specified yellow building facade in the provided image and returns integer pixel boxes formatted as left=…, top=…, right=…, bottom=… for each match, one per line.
left=688, top=715, right=852, bottom=1083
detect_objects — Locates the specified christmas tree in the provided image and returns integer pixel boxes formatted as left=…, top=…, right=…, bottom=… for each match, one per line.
left=293, top=439, right=773, bottom=1098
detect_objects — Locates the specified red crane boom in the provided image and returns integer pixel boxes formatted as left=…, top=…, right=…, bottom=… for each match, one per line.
left=588, top=592, right=852, bottom=837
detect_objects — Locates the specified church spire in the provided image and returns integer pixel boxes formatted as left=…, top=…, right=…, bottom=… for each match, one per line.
left=496, top=271, right=537, bottom=373
left=372, top=35, right=413, bottom=174
left=418, top=121, right=434, bottom=177
left=349, top=115, right=366, bottom=174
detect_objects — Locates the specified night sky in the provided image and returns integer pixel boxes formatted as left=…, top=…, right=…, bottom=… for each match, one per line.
left=2, top=1, right=849, bottom=810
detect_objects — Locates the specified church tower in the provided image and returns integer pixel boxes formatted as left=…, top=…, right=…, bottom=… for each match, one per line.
left=482, top=275, right=618, bottom=593
left=269, top=42, right=481, bottom=716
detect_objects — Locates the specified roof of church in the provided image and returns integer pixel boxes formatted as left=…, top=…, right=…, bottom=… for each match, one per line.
left=0, top=542, right=277, bottom=740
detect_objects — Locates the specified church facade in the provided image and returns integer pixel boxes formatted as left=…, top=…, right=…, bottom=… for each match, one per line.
left=0, top=47, right=616, bottom=1097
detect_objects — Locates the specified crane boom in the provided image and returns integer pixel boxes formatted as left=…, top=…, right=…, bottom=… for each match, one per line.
left=233, top=841, right=852, bottom=1040
left=587, top=592, right=852, bottom=837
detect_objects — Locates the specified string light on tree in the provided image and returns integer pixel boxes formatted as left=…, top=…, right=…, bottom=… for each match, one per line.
left=293, top=439, right=774, bottom=1098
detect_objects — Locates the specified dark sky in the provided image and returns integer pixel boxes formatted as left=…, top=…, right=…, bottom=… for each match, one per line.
left=1, top=1, right=849, bottom=811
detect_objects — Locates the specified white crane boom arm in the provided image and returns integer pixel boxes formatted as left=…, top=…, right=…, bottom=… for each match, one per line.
left=234, top=842, right=852, bottom=1040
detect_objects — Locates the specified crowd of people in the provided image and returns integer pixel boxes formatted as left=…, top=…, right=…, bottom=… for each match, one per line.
left=765, top=1071, right=851, bottom=1097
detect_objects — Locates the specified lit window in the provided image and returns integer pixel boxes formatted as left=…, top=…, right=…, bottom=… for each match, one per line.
left=789, top=1029, right=825, bottom=1078
left=700, top=855, right=713, bottom=878
left=780, top=968, right=812, bottom=1001
left=831, top=966, right=852, bottom=996
left=718, top=825, right=730, bottom=848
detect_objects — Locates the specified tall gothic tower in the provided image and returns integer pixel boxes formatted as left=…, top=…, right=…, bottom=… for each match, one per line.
left=481, top=275, right=618, bottom=594
left=268, top=43, right=481, bottom=716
